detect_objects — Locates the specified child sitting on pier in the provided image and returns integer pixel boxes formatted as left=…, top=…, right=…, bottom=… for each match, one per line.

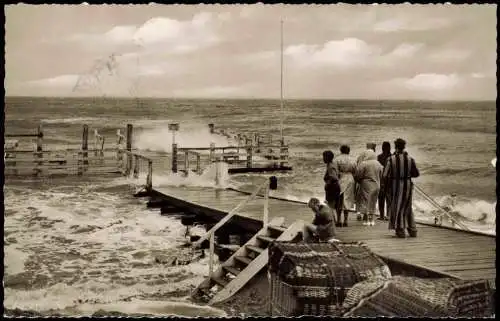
left=302, top=198, right=337, bottom=243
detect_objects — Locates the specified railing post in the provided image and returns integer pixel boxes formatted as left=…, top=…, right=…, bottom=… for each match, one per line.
left=116, top=129, right=125, bottom=170
left=172, top=143, right=178, bottom=173
left=147, top=160, right=153, bottom=192
left=263, top=183, right=269, bottom=227
left=246, top=139, right=253, bottom=169
left=196, top=153, right=201, bottom=174
left=215, top=156, right=221, bottom=187
left=209, top=143, right=215, bottom=163
left=209, top=231, right=215, bottom=278
left=133, top=154, right=139, bottom=178
left=237, top=134, right=241, bottom=154
left=100, top=136, right=105, bottom=165
left=184, top=150, right=189, bottom=176
left=34, top=124, right=43, bottom=176
left=126, top=124, right=133, bottom=175
left=279, top=139, right=287, bottom=167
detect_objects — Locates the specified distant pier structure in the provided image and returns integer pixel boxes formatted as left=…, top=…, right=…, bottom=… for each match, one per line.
left=170, top=123, right=292, bottom=176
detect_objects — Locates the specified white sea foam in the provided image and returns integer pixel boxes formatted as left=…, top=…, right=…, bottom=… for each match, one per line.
left=135, top=125, right=234, bottom=153
left=3, top=183, right=213, bottom=315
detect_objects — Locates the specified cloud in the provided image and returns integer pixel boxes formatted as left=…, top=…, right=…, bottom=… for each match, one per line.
left=70, top=12, right=220, bottom=54
left=427, top=48, right=471, bottom=63
left=387, top=43, right=425, bottom=59
left=373, top=16, right=451, bottom=32
left=284, top=38, right=381, bottom=69
left=26, top=74, right=80, bottom=88
left=402, top=73, right=462, bottom=91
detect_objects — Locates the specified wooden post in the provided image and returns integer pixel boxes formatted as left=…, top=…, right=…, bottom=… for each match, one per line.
left=133, top=154, right=139, bottom=178
left=34, top=124, right=43, bottom=176
left=209, top=143, right=215, bottom=163
left=100, top=136, right=105, bottom=165
left=208, top=123, right=215, bottom=134
left=196, top=153, right=201, bottom=174
left=215, top=156, right=221, bottom=186
left=263, top=183, right=269, bottom=227
left=146, top=160, right=153, bottom=192
left=246, top=145, right=252, bottom=169
left=116, top=129, right=125, bottom=170
left=184, top=150, right=189, bottom=176
left=126, top=124, right=133, bottom=175
left=78, top=124, right=89, bottom=175
left=279, top=138, right=287, bottom=167
left=209, top=232, right=215, bottom=278
left=172, top=143, right=178, bottom=173
left=236, top=134, right=241, bottom=154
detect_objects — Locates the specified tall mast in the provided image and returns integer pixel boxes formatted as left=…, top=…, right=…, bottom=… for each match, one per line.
left=279, top=20, right=284, bottom=144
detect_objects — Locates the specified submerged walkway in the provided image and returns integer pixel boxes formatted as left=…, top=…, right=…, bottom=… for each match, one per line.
left=152, top=186, right=496, bottom=287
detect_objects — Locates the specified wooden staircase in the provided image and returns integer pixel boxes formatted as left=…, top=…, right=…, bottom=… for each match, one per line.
left=192, top=218, right=304, bottom=305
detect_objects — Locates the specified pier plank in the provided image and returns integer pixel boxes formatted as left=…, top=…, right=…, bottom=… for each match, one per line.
left=153, top=186, right=496, bottom=285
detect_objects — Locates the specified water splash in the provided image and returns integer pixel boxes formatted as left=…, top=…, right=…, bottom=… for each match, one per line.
left=135, top=125, right=234, bottom=153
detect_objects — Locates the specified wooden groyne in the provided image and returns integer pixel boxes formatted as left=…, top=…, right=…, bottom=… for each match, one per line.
left=4, top=123, right=153, bottom=193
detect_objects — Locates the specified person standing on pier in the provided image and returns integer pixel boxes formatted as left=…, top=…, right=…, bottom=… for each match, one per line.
left=323, top=150, right=341, bottom=220
left=332, top=145, right=357, bottom=227
left=377, top=141, right=392, bottom=220
left=303, top=198, right=336, bottom=243
left=354, top=150, right=383, bottom=226
left=382, top=138, right=420, bottom=238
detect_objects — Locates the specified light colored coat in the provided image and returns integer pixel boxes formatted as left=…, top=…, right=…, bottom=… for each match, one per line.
left=355, top=150, right=383, bottom=215
left=332, top=153, right=357, bottom=210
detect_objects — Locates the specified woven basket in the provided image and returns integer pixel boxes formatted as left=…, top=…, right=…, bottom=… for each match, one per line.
left=342, top=276, right=492, bottom=317
left=268, top=241, right=391, bottom=316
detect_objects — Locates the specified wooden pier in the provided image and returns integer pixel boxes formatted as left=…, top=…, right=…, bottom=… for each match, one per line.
left=145, top=185, right=496, bottom=293
left=170, top=123, right=293, bottom=174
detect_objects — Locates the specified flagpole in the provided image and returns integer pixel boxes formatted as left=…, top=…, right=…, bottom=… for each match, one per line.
left=279, top=20, right=284, bottom=145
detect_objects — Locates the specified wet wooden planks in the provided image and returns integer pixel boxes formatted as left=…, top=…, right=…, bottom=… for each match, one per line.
left=153, top=186, right=496, bottom=285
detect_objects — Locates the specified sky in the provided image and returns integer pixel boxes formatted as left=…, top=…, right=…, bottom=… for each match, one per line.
left=5, top=4, right=497, bottom=100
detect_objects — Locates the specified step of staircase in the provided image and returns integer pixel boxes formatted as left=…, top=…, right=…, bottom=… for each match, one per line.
left=234, top=255, right=252, bottom=265
left=211, top=276, right=228, bottom=287
left=246, top=244, right=264, bottom=254
left=257, top=235, right=276, bottom=243
left=222, top=265, right=241, bottom=276
left=267, top=225, right=286, bottom=234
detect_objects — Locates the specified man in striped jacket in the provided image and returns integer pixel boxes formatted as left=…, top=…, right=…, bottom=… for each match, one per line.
left=381, top=138, right=420, bottom=238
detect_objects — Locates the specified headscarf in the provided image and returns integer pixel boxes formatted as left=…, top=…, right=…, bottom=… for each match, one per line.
left=357, top=149, right=377, bottom=164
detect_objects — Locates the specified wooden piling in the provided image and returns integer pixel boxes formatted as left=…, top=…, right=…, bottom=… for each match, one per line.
left=34, top=124, right=43, bottom=176
left=184, top=150, right=189, bottom=176
left=209, top=143, right=215, bottom=163
left=126, top=124, right=133, bottom=175
left=208, top=123, right=215, bottom=134
left=246, top=145, right=253, bottom=169
left=78, top=124, right=89, bottom=175
left=133, top=154, right=139, bottom=178
left=172, top=143, right=178, bottom=173
left=147, top=160, right=153, bottom=192
left=196, top=153, right=201, bottom=174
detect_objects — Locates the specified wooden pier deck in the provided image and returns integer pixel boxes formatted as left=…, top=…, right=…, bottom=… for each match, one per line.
left=151, top=185, right=496, bottom=287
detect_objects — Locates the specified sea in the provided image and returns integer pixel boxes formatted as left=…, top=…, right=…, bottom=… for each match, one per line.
left=3, top=96, right=497, bottom=316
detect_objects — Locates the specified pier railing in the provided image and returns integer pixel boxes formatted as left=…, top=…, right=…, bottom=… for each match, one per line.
left=118, top=149, right=153, bottom=192
left=209, top=123, right=282, bottom=148
left=5, top=123, right=153, bottom=192
left=172, top=144, right=289, bottom=175
left=194, top=177, right=276, bottom=278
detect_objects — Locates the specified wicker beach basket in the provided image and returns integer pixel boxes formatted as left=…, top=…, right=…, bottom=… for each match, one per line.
left=268, top=241, right=391, bottom=316
left=342, top=276, right=492, bottom=317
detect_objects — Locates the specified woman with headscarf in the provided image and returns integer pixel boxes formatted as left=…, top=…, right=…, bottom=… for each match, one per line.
left=331, top=145, right=357, bottom=227
left=323, top=150, right=340, bottom=217
left=355, top=149, right=384, bottom=226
